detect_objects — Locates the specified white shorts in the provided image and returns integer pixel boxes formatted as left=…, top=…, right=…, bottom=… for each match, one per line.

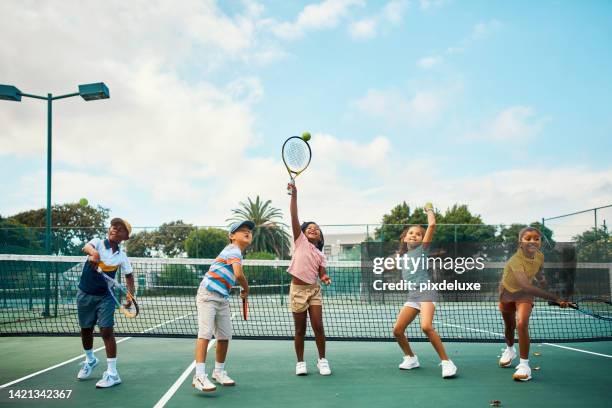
left=196, top=286, right=232, bottom=340
left=403, top=301, right=437, bottom=311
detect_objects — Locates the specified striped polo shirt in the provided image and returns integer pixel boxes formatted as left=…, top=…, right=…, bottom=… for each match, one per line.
left=200, top=244, right=243, bottom=298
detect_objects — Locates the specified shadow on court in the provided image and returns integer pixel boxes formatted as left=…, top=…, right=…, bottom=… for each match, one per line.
left=1, top=338, right=610, bottom=408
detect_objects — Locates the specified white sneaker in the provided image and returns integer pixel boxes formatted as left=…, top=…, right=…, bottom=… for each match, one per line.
left=77, top=357, right=99, bottom=380
left=192, top=373, right=216, bottom=392
left=499, top=346, right=516, bottom=367
left=95, top=370, right=121, bottom=388
left=440, top=360, right=457, bottom=378
left=317, top=358, right=331, bottom=376
left=212, top=370, right=235, bottom=386
left=513, top=363, right=532, bottom=381
left=399, top=355, right=420, bottom=370
left=296, top=361, right=307, bottom=376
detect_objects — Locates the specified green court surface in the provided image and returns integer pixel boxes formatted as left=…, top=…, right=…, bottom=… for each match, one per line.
left=1, top=337, right=610, bottom=408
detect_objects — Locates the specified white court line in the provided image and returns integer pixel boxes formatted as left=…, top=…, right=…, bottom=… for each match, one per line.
left=0, top=337, right=132, bottom=389
left=436, top=320, right=612, bottom=359
left=542, top=343, right=612, bottom=359
left=153, top=312, right=237, bottom=407
left=153, top=340, right=216, bottom=408
left=0, top=312, right=195, bottom=389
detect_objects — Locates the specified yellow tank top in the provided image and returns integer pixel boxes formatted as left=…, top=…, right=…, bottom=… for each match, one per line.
left=501, top=249, right=544, bottom=293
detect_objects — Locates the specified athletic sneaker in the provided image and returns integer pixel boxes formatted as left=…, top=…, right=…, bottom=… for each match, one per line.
left=212, top=370, right=235, bottom=386
left=499, top=346, right=516, bottom=367
left=440, top=360, right=457, bottom=378
left=192, top=373, right=216, bottom=392
left=399, top=355, right=420, bottom=370
left=317, top=358, right=332, bottom=376
left=296, top=361, right=307, bottom=376
left=513, top=363, right=532, bottom=381
left=77, top=357, right=99, bottom=380
left=95, top=370, right=122, bottom=388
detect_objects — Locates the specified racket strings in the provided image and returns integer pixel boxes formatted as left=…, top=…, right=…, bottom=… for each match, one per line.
left=283, top=139, right=310, bottom=172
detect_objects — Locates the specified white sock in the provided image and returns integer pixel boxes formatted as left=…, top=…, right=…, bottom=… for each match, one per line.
left=84, top=349, right=95, bottom=363
left=214, top=361, right=225, bottom=372
left=507, top=345, right=515, bottom=351
left=196, top=363, right=206, bottom=376
left=520, top=358, right=529, bottom=366
left=107, top=358, right=117, bottom=375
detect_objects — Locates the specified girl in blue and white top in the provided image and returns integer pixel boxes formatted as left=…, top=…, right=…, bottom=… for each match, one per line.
left=392, top=205, right=457, bottom=378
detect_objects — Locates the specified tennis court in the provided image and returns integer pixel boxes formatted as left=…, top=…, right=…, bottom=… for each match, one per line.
left=1, top=256, right=611, bottom=407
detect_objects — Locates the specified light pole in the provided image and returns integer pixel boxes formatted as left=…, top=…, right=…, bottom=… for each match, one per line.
left=0, top=82, right=109, bottom=316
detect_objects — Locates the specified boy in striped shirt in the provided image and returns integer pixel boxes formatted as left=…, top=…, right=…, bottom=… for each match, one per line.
left=192, top=220, right=253, bottom=392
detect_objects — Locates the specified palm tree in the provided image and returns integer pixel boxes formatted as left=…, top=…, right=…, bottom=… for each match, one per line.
left=228, top=196, right=291, bottom=259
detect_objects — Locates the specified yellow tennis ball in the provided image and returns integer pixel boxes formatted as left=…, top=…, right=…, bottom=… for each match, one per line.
left=79, top=198, right=88, bottom=207
left=424, top=202, right=433, bottom=211
left=301, top=132, right=311, bottom=141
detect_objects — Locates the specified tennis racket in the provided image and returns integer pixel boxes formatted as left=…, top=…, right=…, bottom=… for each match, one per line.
left=282, top=136, right=312, bottom=195
left=242, top=297, right=248, bottom=321
left=95, top=265, right=139, bottom=318
left=548, top=298, right=612, bottom=321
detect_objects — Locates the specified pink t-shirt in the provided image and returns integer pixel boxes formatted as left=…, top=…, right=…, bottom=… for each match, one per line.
left=287, top=232, right=327, bottom=284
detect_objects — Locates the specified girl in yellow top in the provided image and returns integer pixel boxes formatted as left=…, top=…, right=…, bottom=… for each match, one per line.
left=498, top=227, right=570, bottom=381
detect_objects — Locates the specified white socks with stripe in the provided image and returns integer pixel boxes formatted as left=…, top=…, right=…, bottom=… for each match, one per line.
left=196, top=363, right=206, bottom=376
left=215, top=361, right=225, bottom=373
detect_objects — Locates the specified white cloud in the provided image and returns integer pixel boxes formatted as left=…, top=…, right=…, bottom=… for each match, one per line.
left=418, top=18, right=501, bottom=67
left=348, top=18, right=377, bottom=39
left=417, top=55, right=442, bottom=69
left=419, top=0, right=449, bottom=10
left=348, top=0, right=408, bottom=40
left=467, top=106, right=546, bottom=141
left=271, top=0, right=364, bottom=40
left=351, top=83, right=460, bottom=125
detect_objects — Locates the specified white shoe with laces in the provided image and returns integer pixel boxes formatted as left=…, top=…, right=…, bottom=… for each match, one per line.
left=77, top=357, right=99, bottom=380
left=499, top=346, right=516, bottom=367
left=440, top=360, right=457, bottom=378
left=513, top=363, right=532, bottom=381
left=95, top=370, right=121, bottom=388
left=296, top=361, right=307, bottom=376
left=192, top=373, right=216, bottom=392
left=212, top=370, right=235, bottom=386
left=399, top=355, right=420, bottom=370
left=317, top=358, right=332, bottom=376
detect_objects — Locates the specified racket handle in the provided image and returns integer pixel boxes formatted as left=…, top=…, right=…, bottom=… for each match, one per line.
left=548, top=301, right=559, bottom=306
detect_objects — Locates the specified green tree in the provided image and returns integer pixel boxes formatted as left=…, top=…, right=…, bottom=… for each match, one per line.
left=155, top=221, right=195, bottom=257
left=228, top=196, right=290, bottom=259
left=184, top=227, right=229, bottom=259
left=374, top=202, right=444, bottom=242
left=8, top=203, right=109, bottom=255
left=126, top=230, right=156, bottom=257
left=0, top=216, right=44, bottom=254
left=573, top=226, right=611, bottom=262
left=127, top=221, right=195, bottom=258
left=436, top=204, right=497, bottom=243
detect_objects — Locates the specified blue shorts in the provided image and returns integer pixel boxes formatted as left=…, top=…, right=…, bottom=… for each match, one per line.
left=77, top=289, right=115, bottom=329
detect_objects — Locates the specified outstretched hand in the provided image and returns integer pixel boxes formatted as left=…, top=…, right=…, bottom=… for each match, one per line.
left=287, top=182, right=297, bottom=195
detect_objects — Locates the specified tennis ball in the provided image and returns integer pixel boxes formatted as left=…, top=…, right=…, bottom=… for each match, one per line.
left=301, top=132, right=311, bottom=141
left=79, top=198, right=88, bottom=207
left=424, top=202, right=433, bottom=211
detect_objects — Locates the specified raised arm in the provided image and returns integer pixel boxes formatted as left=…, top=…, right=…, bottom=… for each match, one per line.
left=288, top=183, right=301, bottom=241
left=422, top=206, right=436, bottom=246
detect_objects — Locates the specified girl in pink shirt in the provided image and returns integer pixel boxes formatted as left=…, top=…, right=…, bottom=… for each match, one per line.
left=287, top=182, right=332, bottom=376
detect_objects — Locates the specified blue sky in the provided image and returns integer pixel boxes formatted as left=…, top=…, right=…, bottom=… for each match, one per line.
left=1, top=0, right=611, bottom=239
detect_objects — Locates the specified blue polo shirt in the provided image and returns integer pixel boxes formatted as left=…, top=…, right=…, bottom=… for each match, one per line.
left=78, top=238, right=133, bottom=295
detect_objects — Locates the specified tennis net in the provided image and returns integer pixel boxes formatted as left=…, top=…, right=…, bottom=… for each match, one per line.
left=1, top=255, right=610, bottom=342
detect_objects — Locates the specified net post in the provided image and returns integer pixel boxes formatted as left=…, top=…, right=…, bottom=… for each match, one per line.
left=42, top=260, right=51, bottom=317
